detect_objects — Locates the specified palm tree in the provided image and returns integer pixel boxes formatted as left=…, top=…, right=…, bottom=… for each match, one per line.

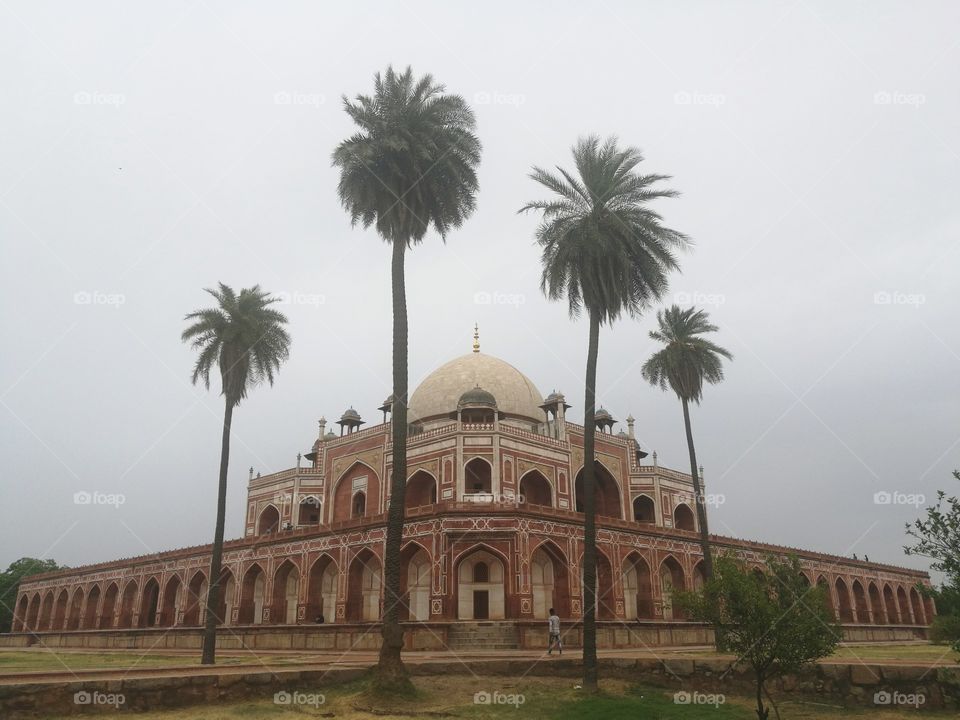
left=521, top=136, right=687, bottom=690
left=332, top=65, right=480, bottom=690
left=182, top=283, right=290, bottom=665
left=642, top=305, right=732, bottom=581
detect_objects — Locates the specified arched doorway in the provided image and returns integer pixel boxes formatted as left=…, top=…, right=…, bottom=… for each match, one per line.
left=36, top=590, right=53, bottom=630
left=332, top=462, right=380, bottom=522
left=238, top=565, right=266, bottom=624
left=852, top=581, right=869, bottom=623
left=519, top=471, right=552, bottom=507
left=352, top=491, right=366, bottom=518
left=272, top=561, right=300, bottom=624
left=99, top=583, right=118, bottom=629
left=139, top=578, right=160, bottom=628
left=882, top=584, right=899, bottom=624
left=660, top=557, right=685, bottom=620
left=816, top=576, right=834, bottom=620
left=14, top=594, right=29, bottom=632
left=159, top=575, right=182, bottom=627
left=835, top=578, right=853, bottom=622
left=574, top=463, right=623, bottom=519
left=82, top=585, right=101, bottom=629
left=464, top=458, right=493, bottom=496
left=213, top=569, right=235, bottom=626
left=406, top=471, right=437, bottom=509
left=297, top=496, right=322, bottom=526
left=896, top=586, right=911, bottom=624
left=673, top=504, right=695, bottom=531
left=346, top=550, right=381, bottom=622
left=306, top=555, right=338, bottom=623
left=457, top=549, right=505, bottom=620
left=867, top=582, right=884, bottom=624
left=182, top=572, right=207, bottom=627
left=583, top=550, right=616, bottom=620
left=622, top=553, right=654, bottom=620
left=118, top=581, right=137, bottom=628
left=531, top=542, right=570, bottom=618
left=52, top=589, right=68, bottom=630
left=633, top=495, right=655, bottom=523
left=257, top=505, right=280, bottom=535
left=401, top=545, right=431, bottom=621
left=909, top=587, right=925, bottom=625
left=66, top=588, right=83, bottom=630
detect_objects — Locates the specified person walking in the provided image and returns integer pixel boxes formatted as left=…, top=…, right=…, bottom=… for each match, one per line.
left=547, top=608, right=562, bottom=656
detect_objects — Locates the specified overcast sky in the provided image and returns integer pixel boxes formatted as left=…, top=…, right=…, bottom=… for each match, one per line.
left=1, top=1, right=958, bottom=582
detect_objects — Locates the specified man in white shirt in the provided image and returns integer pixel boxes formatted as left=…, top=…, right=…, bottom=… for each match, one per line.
left=547, top=608, right=562, bottom=656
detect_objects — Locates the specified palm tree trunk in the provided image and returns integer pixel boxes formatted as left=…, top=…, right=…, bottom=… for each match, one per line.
left=376, top=239, right=410, bottom=688
left=201, top=399, right=233, bottom=664
left=581, top=309, right=600, bottom=691
left=682, top=397, right=712, bottom=580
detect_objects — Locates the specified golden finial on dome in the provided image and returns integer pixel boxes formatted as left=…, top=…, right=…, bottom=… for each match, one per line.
left=472, top=322, right=480, bottom=353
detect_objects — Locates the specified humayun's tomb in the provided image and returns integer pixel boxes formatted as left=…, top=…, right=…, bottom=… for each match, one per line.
left=6, top=339, right=934, bottom=651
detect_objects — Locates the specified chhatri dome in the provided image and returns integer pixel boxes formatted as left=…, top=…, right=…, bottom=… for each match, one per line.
left=408, top=325, right=544, bottom=424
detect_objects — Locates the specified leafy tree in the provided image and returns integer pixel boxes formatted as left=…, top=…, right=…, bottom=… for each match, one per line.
left=333, top=65, right=481, bottom=691
left=182, top=283, right=291, bottom=664
left=521, top=135, right=686, bottom=690
left=642, top=305, right=732, bottom=580
left=0, top=558, right=64, bottom=632
left=905, top=469, right=960, bottom=656
left=676, top=554, right=840, bottom=720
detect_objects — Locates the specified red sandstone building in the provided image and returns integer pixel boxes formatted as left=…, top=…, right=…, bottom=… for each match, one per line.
left=9, top=343, right=934, bottom=649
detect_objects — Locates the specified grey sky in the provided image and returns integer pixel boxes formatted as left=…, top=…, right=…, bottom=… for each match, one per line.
left=1, top=1, right=958, bottom=581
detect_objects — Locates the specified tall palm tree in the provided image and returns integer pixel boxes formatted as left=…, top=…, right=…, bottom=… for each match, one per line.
left=521, top=136, right=687, bottom=690
left=642, top=305, right=732, bottom=581
left=182, top=283, right=291, bottom=665
left=332, top=65, right=480, bottom=689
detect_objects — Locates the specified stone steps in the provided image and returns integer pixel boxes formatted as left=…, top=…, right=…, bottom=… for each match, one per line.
left=446, top=622, right=520, bottom=650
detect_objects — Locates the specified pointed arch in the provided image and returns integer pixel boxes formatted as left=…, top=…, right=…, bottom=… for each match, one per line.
left=272, top=559, right=301, bottom=624
left=882, top=583, right=899, bottom=624
left=464, top=457, right=493, bottom=495
left=333, top=461, right=380, bottom=522
left=530, top=540, right=570, bottom=618
left=574, top=461, right=623, bottom=519
left=673, top=503, right=696, bottom=531
left=346, top=549, right=381, bottom=622
left=632, top=494, right=656, bottom=523
left=159, top=574, right=182, bottom=627
left=835, top=578, right=853, bottom=622
left=297, top=496, right=323, bottom=526
left=406, top=470, right=438, bottom=509
left=307, top=553, right=338, bottom=623
left=82, top=585, right=101, bottom=629
left=622, top=552, right=654, bottom=620
left=15, top=594, right=31, bottom=632
left=851, top=580, right=869, bottom=623
left=519, top=469, right=553, bottom=507
left=52, top=589, right=69, bottom=630
left=65, top=587, right=84, bottom=630
left=400, top=542, right=432, bottom=621
left=213, top=568, right=235, bottom=626
left=815, top=575, right=834, bottom=620
left=867, top=582, right=884, bottom=624
left=909, top=587, right=925, bottom=625
left=659, top=556, right=686, bottom=620
left=118, top=580, right=137, bottom=628
left=182, top=571, right=207, bottom=627
left=456, top=546, right=505, bottom=620
left=139, top=577, right=160, bottom=628
left=257, top=504, right=281, bottom=535
left=38, top=591, right=54, bottom=630
left=896, top=585, right=911, bottom=624
left=238, top=563, right=266, bottom=624
left=99, top=582, right=118, bottom=629
left=27, top=592, right=43, bottom=631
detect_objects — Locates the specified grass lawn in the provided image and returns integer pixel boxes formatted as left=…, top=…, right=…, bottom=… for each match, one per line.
left=830, top=643, right=959, bottom=663
left=30, top=676, right=956, bottom=720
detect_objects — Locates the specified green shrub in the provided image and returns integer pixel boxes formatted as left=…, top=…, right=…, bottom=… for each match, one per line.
left=929, top=614, right=960, bottom=645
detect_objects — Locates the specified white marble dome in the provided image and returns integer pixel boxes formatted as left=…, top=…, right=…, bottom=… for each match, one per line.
left=409, top=352, right=545, bottom=423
